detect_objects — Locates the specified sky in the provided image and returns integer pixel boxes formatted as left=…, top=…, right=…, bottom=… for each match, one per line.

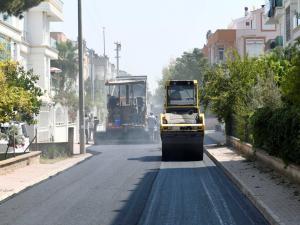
left=51, top=0, right=265, bottom=92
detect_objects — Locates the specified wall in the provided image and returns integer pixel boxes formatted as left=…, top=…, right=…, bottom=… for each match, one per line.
left=234, top=9, right=280, bottom=57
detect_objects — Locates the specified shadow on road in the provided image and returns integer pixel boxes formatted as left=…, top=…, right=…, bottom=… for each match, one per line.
left=127, top=155, right=162, bottom=162
left=109, top=169, right=159, bottom=225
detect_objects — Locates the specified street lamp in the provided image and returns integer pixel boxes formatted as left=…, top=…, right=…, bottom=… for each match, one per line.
left=78, top=0, right=85, bottom=154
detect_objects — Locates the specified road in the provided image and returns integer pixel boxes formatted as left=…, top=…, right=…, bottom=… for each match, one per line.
left=0, top=136, right=269, bottom=225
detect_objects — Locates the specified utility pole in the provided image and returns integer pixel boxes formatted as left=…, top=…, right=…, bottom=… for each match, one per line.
left=78, top=0, right=85, bottom=154
left=103, top=27, right=107, bottom=81
left=102, top=27, right=106, bottom=57
left=114, top=42, right=121, bottom=76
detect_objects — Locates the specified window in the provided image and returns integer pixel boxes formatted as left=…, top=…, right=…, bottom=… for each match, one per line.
left=293, top=11, right=300, bottom=28
left=218, top=47, right=224, bottom=61
left=246, top=39, right=265, bottom=57
left=0, top=35, right=11, bottom=60
left=167, top=85, right=195, bottom=106
left=0, top=13, right=12, bottom=24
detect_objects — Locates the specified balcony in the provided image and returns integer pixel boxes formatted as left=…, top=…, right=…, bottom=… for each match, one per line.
left=265, top=0, right=284, bottom=24
left=30, top=0, right=63, bottom=22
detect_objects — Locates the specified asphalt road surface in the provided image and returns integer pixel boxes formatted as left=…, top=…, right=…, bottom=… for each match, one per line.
left=0, top=136, right=269, bottom=225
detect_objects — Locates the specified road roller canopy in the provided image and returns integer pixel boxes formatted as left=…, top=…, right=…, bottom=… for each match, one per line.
left=166, top=80, right=198, bottom=107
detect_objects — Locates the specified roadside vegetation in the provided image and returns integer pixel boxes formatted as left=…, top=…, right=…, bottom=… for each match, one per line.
left=0, top=0, right=44, bottom=17
left=51, top=40, right=79, bottom=123
left=0, top=61, right=42, bottom=124
left=40, top=146, right=69, bottom=164
left=155, top=40, right=300, bottom=165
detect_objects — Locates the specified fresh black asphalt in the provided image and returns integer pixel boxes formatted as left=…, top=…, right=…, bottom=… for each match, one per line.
left=0, top=136, right=269, bottom=225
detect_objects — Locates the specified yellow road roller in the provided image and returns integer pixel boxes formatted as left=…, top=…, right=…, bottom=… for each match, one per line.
left=160, top=80, right=205, bottom=161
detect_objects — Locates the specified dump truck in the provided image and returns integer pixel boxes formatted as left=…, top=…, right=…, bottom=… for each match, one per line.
left=95, top=76, right=149, bottom=144
left=160, top=80, right=205, bottom=161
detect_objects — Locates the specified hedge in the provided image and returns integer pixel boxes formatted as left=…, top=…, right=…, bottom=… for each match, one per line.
left=251, top=106, right=300, bottom=164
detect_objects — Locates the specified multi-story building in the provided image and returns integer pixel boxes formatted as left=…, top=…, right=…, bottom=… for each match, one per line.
left=265, top=0, right=300, bottom=46
left=203, top=6, right=280, bottom=64
left=228, top=7, right=280, bottom=57
left=0, top=0, right=64, bottom=142
left=87, top=50, right=116, bottom=120
left=203, top=29, right=236, bottom=64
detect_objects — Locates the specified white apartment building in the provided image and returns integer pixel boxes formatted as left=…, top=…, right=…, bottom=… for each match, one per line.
left=0, top=0, right=66, bottom=143
left=265, top=0, right=300, bottom=46
left=228, top=6, right=280, bottom=57
left=204, top=6, right=280, bottom=64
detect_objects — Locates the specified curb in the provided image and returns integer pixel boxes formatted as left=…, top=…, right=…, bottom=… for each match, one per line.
left=204, top=147, right=284, bottom=225
left=0, top=153, right=93, bottom=205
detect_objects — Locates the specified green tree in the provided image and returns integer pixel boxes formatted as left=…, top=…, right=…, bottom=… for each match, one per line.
left=154, top=48, right=208, bottom=106
left=51, top=41, right=79, bottom=122
left=279, top=39, right=300, bottom=107
left=0, top=61, right=42, bottom=124
left=203, top=50, right=282, bottom=140
left=51, top=41, right=78, bottom=90
left=0, top=0, right=44, bottom=17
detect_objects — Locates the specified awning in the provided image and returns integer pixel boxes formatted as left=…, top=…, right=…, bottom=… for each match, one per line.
left=105, top=80, right=146, bottom=85
left=50, top=67, right=62, bottom=74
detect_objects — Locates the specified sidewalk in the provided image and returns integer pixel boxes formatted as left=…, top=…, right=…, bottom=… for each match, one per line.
left=0, top=153, right=92, bottom=203
left=205, top=132, right=300, bottom=225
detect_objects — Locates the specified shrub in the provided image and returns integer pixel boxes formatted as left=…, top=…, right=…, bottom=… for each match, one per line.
left=251, top=106, right=300, bottom=164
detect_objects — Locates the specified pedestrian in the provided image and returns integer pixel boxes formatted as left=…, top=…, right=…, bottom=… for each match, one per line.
left=154, top=116, right=159, bottom=141
left=89, top=115, right=94, bottom=141
left=84, top=114, right=89, bottom=144
left=147, top=112, right=157, bottom=142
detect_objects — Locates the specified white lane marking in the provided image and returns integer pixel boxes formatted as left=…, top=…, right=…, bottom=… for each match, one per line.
left=200, top=179, right=225, bottom=225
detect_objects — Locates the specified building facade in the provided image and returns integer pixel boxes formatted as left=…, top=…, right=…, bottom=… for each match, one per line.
left=0, top=0, right=64, bottom=142
left=229, top=7, right=280, bottom=57
left=203, top=6, right=280, bottom=64
left=203, top=29, right=236, bottom=64
left=265, top=0, right=300, bottom=46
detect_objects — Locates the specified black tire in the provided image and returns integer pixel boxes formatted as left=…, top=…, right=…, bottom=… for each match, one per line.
left=196, top=145, right=204, bottom=161
left=161, top=143, right=168, bottom=161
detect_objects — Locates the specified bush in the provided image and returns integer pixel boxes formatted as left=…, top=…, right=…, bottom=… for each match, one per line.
left=42, top=146, right=67, bottom=159
left=251, top=106, right=300, bottom=164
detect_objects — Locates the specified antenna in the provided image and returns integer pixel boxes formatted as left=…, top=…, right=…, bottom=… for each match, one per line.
left=114, top=42, right=121, bottom=76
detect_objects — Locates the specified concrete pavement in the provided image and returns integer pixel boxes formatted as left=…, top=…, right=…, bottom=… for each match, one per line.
left=206, top=145, right=300, bottom=225
left=0, top=153, right=92, bottom=203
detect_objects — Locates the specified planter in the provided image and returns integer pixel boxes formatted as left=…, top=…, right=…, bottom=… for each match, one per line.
left=0, top=151, right=41, bottom=175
